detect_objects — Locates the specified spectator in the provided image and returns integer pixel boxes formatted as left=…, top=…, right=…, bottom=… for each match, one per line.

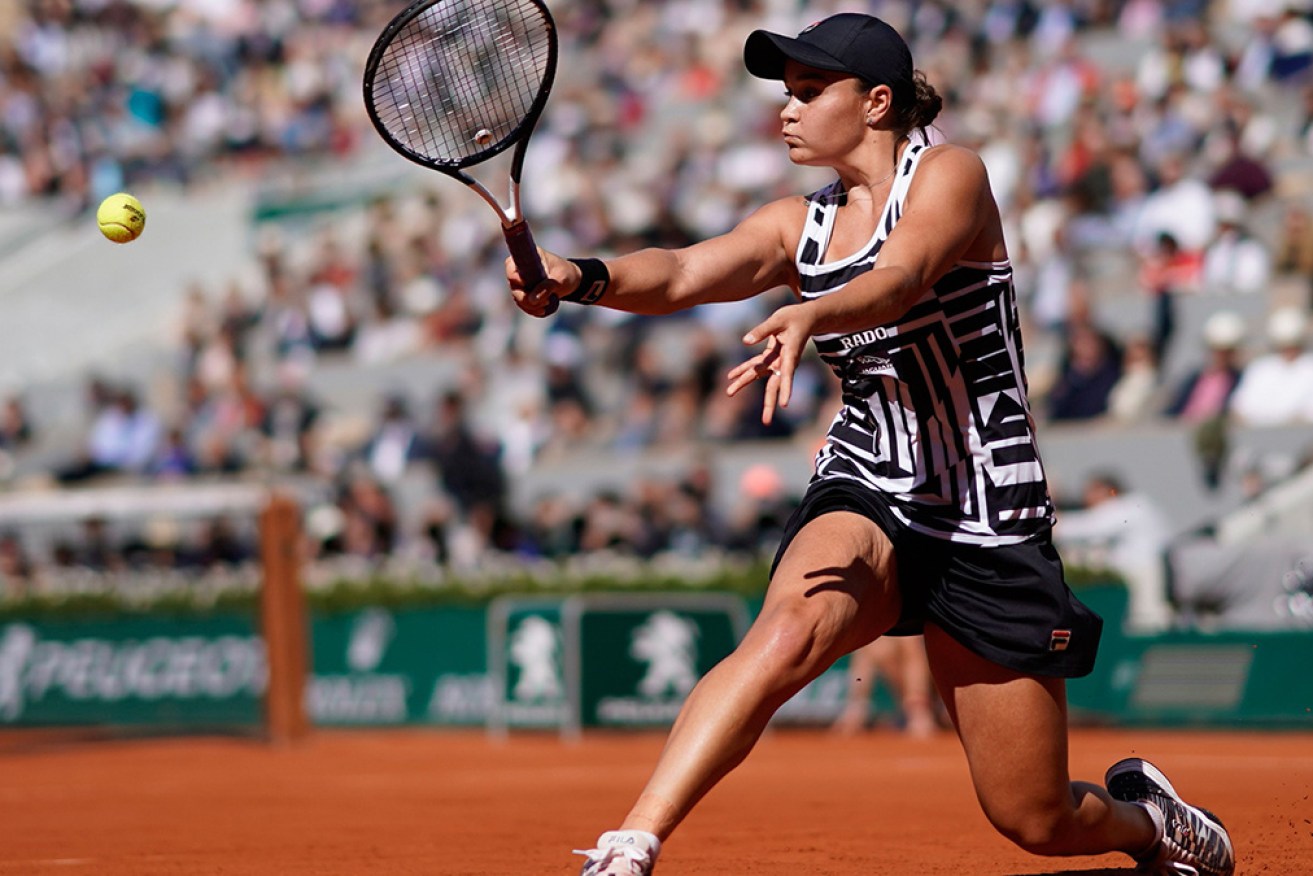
left=1046, top=321, right=1124, bottom=421
left=1133, top=150, right=1216, bottom=256
left=258, top=364, right=323, bottom=472
left=1200, top=190, right=1272, bottom=294
left=13, top=0, right=1313, bottom=603
left=57, top=385, right=162, bottom=482
left=1231, top=306, right=1313, bottom=425
left=831, top=636, right=940, bottom=739
left=1054, top=472, right=1174, bottom=632
left=0, top=394, right=33, bottom=451
left=1106, top=335, right=1161, bottom=423
left=193, top=517, right=254, bottom=569
left=1138, top=231, right=1201, bottom=365
left=1273, top=201, right=1313, bottom=279
left=77, top=516, right=123, bottom=573
left=723, top=463, right=795, bottom=557
left=1165, top=310, right=1247, bottom=421
left=0, top=531, right=33, bottom=596
left=1207, top=132, right=1275, bottom=203
left=337, top=471, right=401, bottom=560
left=361, top=394, right=423, bottom=486
left=421, top=389, right=507, bottom=526
left=1271, top=7, right=1313, bottom=83
left=151, top=426, right=198, bottom=480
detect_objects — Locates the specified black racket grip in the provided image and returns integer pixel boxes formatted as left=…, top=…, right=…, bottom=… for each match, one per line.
left=504, top=220, right=558, bottom=317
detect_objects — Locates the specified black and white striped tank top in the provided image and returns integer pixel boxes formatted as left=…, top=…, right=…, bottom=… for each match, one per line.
left=799, top=136, right=1054, bottom=545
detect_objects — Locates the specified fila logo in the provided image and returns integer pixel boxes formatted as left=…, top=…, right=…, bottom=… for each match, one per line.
left=577, top=280, right=607, bottom=305
left=1049, top=629, right=1072, bottom=652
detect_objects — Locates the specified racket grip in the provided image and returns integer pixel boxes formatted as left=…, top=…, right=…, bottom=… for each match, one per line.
left=504, top=220, right=558, bottom=317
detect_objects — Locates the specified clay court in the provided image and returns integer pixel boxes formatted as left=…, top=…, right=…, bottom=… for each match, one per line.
left=2, top=726, right=1309, bottom=874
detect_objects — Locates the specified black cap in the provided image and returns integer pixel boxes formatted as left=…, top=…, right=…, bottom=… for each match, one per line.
left=744, top=13, right=914, bottom=105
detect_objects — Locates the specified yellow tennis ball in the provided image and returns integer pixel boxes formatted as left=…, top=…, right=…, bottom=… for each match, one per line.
left=97, top=193, right=146, bottom=244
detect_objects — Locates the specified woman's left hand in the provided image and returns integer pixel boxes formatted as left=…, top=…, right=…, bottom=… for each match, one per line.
left=727, top=302, right=818, bottom=425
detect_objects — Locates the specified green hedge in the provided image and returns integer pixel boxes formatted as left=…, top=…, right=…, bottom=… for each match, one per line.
left=0, top=555, right=1122, bottom=621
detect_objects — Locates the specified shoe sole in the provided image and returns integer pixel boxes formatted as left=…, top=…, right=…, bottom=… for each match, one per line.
left=1106, top=758, right=1235, bottom=876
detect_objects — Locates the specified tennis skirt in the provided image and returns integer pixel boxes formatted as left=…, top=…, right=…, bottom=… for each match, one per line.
left=770, top=479, right=1103, bottom=678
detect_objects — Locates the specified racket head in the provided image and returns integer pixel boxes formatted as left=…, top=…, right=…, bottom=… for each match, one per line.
left=363, top=0, right=558, bottom=172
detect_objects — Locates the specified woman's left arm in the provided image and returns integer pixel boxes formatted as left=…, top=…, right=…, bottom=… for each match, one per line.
left=727, top=146, right=999, bottom=423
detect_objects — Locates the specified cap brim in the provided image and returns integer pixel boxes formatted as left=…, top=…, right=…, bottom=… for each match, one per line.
left=744, top=30, right=849, bottom=80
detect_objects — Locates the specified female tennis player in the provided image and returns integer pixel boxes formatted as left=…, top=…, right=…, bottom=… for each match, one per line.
left=508, top=14, right=1234, bottom=876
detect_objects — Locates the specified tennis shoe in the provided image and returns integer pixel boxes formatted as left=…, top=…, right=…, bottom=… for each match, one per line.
left=574, top=829, right=660, bottom=875
left=1105, top=758, right=1234, bottom=876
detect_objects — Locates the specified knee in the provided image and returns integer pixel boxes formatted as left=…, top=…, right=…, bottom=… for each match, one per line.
left=986, top=804, right=1073, bottom=856
left=740, top=601, right=833, bottom=683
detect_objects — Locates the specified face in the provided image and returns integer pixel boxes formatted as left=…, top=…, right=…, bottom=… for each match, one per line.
left=779, top=60, right=878, bottom=166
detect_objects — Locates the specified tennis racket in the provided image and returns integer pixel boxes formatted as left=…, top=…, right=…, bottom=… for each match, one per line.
left=363, top=0, right=560, bottom=314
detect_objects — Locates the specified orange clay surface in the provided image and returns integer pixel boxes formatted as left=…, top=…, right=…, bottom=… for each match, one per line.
left=1, top=726, right=1310, bottom=875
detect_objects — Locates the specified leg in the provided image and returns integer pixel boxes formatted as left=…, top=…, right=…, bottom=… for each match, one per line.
left=923, top=624, right=1156, bottom=858
left=621, top=511, right=901, bottom=839
left=831, top=636, right=891, bottom=735
left=890, top=635, right=937, bottom=738
left=833, top=635, right=938, bottom=737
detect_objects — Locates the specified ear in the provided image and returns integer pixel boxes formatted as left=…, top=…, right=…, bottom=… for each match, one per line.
left=863, top=83, right=895, bottom=128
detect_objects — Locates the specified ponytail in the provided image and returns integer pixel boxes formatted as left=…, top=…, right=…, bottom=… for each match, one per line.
left=899, top=71, right=942, bottom=133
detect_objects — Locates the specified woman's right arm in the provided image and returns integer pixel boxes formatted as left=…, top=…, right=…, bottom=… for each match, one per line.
left=508, top=197, right=801, bottom=318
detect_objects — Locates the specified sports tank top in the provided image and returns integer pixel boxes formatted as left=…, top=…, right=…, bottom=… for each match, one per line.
left=799, top=135, right=1054, bottom=545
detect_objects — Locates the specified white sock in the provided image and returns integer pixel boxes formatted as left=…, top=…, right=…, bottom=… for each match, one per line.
left=598, top=829, right=661, bottom=861
left=1132, top=801, right=1165, bottom=858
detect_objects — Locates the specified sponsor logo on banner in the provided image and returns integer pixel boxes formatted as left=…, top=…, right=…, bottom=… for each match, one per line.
left=500, top=613, right=566, bottom=725
left=308, top=609, right=409, bottom=724
left=0, top=622, right=266, bottom=722
left=426, top=673, right=492, bottom=723
left=597, top=611, right=700, bottom=724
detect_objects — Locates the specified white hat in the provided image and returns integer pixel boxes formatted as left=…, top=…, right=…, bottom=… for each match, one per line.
left=1202, top=310, right=1245, bottom=349
left=1267, top=306, right=1309, bottom=347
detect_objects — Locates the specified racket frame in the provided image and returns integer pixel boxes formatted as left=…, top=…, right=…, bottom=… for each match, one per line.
left=362, top=0, right=559, bottom=294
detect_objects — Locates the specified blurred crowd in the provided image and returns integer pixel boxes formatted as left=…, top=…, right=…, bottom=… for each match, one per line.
left=2, top=1, right=1313, bottom=621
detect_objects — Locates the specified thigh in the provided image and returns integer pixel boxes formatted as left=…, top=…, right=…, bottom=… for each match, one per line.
left=923, top=625, right=1074, bottom=822
left=755, top=511, right=902, bottom=662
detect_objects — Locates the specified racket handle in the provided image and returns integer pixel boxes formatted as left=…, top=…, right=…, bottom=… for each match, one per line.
left=504, top=220, right=559, bottom=317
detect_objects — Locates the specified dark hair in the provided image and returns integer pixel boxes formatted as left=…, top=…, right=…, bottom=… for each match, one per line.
left=859, top=70, right=942, bottom=135
left=898, top=71, right=942, bottom=133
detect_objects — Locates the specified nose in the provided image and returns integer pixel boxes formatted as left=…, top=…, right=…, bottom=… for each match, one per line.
left=780, top=96, right=800, bottom=123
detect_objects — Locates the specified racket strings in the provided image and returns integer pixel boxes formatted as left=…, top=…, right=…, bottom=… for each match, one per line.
left=371, top=0, right=552, bottom=164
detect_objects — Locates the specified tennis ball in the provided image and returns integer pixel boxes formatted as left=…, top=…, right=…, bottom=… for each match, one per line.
left=97, top=193, right=146, bottom=244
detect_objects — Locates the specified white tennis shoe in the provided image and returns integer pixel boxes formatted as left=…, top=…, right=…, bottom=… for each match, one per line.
left=1105, top=757, right=1235, bottom=876
left=574, top=829, right=661, bottom=875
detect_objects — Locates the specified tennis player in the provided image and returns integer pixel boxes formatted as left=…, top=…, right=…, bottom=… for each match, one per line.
left=509, top=14, right=1234, bottom=876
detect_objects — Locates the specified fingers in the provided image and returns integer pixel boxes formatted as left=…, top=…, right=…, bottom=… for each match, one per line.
left=760, top=367, right=781, bottom=425
left=760, top=344, right=796, bottom=426
left=724, top=338, right=797, bottom=425
left=732, top=307, right=811, bottom=425
left=513, top=284, right=557, bottom=318
left=506, top=252, right=564, bottom=317
left=726, top=338, right=781, bottom=398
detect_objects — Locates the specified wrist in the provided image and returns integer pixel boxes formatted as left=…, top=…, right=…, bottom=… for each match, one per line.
left=563, top=258, right=610, bottom=304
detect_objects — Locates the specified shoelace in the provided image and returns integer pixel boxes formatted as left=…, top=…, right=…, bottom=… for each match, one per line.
left=573, top=845, right=652, bottom=875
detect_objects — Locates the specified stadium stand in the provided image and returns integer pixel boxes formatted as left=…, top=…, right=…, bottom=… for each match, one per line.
left=0, top=0, right=1311, bottom=634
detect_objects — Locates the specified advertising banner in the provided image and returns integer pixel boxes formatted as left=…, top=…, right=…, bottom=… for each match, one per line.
left=486, top=598, right=567, bottom=735
left=0, top=616, right=264, bottom=727
left=563, top=594, right=749, bottom=735
left=307, top=605, right=489, bottom=726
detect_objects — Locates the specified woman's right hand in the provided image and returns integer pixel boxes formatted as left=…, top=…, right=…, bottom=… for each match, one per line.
left=505, top=249, right=577, bottom=318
